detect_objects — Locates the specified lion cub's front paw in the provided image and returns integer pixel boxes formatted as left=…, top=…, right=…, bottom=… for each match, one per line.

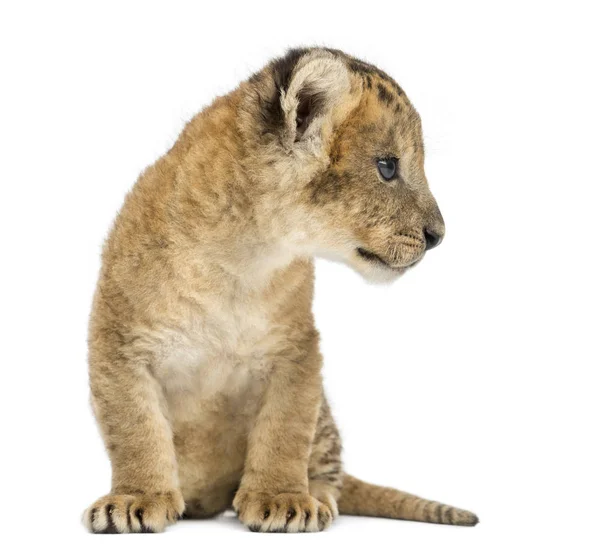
left=83, top=490, right=184, bottom=533
left=233, top=490, right=335, bottom=533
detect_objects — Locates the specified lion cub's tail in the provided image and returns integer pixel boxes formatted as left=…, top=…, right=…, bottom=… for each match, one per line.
left=338, top=474, right=479, bottom=526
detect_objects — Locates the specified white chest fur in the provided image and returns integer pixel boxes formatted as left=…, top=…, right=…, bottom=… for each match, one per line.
left=152, top=293, right=276, bottom=416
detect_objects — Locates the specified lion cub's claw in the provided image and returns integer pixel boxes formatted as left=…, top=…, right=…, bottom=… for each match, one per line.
left=83, top=491, right=184, bottom=533
left=234, top=491, right=335, bottom=533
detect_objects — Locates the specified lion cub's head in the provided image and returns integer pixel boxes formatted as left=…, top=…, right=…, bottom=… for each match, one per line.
left=245, top=48, right=445, bottom=283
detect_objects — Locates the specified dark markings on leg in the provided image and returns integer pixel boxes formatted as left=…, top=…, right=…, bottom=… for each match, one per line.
left=312, top=467, right=341, bottom=478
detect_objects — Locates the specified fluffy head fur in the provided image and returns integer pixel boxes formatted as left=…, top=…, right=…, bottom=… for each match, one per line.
left=240, top=47, right=445, bottom=282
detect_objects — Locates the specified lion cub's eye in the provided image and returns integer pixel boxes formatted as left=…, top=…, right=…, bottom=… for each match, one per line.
left=376, top=158, right=398, bottom=181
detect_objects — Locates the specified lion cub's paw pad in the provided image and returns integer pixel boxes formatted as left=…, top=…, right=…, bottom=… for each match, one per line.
left=83, top=491, right=184, bottom=533
left=234, top=491, right=334, bottom=533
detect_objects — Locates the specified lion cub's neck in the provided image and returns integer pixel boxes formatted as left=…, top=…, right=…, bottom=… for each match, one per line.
left=145, top=93, right=317, bottom=293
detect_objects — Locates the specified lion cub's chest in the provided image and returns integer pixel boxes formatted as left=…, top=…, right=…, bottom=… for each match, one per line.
left=154, top=299, right=276, bottom=420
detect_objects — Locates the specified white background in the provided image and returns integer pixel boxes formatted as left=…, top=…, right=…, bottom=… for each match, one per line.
left=1, top=1, right=598, bottom=550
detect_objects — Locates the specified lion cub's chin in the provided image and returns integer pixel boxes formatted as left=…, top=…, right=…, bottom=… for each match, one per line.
left=314, top=250, right=412, bottom=284
left=350, top=259, right=408, bottom=284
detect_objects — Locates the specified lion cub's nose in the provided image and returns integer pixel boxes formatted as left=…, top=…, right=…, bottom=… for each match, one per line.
left=424, top=227, right=442, bottom=250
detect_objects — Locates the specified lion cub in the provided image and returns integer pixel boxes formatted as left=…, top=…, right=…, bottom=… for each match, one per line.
left=83, top=47, right=477, bottom=533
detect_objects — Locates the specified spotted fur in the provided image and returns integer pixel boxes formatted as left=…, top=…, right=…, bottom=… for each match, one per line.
left=83, top=47, right=477, bottom=533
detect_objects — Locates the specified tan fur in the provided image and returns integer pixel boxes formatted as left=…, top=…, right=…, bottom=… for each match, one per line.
left=83, top=47, right=477, bottom=533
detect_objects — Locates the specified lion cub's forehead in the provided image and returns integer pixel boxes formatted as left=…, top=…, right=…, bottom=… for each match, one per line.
left=347, top=59, right=423, bottom=150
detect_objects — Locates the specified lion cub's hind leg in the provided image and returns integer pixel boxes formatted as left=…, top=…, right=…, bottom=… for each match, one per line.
left=306, top=398, right=344, bottom=528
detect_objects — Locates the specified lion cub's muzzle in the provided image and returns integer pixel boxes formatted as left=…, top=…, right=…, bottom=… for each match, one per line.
left=357, top=233, right=424, bottom=270
left=358, top=220, right=445, bottom=271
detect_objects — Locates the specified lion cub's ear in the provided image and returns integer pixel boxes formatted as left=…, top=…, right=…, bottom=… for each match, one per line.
left=280, top=53, right=352, bottom=150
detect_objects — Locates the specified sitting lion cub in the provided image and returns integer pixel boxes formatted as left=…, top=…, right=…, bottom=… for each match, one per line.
left=84, top=47, right=477, bottom=533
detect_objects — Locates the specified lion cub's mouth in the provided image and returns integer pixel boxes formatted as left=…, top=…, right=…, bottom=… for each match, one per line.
left=356, top=247, right=421, bottom=271
left=356, top=247, right=396, bottom=269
